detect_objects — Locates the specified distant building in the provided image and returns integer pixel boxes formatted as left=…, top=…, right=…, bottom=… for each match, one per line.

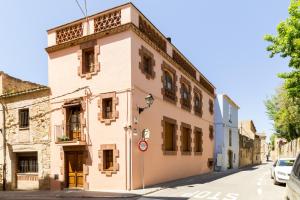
left=0, top=71, right=51, bottom=190
left=238, top=120, right=256, bottom=167
left=214, top=94, right=239, bottom=171
left=256, top=133, right=267, bottom=163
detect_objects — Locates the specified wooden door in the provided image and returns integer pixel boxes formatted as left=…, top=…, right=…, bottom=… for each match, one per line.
left=66, top=152, right=83, bottom=188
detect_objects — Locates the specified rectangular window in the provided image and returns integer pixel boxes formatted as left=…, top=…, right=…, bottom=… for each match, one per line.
left=182, top=127, right=191, bottom=152
left=195, top=130, right=203, bottom=153
left=66, top=105, right=81, bottom=140
left=229, top=129, right=232, bottom=146
left=165, top=122, right=175, bottom=151
left=19, top=108, right=29, bottom=129
left=209, top=99, right=214, bottom=114
left=102, top=98, right=113, bottom=119
left=143, top=55, right=152, bottom=75
left=17, top=153, right=38, bottom=173
left=83, top=48, right=95, bottom=74
left=103, top=150, right=113, bottom=171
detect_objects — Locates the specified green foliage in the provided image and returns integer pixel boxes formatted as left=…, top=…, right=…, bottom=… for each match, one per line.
left=269, top=134, right=276, bottom=150
left=265, top=87, right=300, bottom=141
left=264, top=0, right=300, bottom=98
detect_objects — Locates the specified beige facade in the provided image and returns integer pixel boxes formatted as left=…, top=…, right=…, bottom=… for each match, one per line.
left=46, top=3, right=215, bottom=190
left=0, top=72, right=51, bottom=190
left=238, top=120, right=255, bottom=167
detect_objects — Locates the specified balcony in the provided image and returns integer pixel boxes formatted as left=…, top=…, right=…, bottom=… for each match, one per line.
left=54, top=124, right=86, bottom=146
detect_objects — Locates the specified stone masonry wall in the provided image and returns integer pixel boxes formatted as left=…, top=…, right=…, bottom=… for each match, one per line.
left=2, top=90, right=51, bottom=190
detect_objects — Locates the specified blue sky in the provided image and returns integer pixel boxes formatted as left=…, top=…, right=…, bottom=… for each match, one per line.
left=0, top=0, right=290, bottom=139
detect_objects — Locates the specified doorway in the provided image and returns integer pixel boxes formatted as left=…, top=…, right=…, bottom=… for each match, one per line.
left=228, top=150, right=233, bottom=169
left=65, top=151, right=83, bottom=188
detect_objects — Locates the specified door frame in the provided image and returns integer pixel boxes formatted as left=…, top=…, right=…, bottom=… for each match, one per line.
left=64, top=150, right=84, bottom=189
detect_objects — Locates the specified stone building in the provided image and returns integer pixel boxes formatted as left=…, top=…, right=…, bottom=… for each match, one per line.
left=214, top=94, right=239, bottom=171
left=46, top=3, right=215, bottom=190
left=0, top=71, right=51, bottom=190
left=238, top=120, right=256, bottom=167
left=257, top=133, right=267, bottom=163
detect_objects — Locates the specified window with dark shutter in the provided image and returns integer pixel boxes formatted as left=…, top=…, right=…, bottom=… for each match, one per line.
left=19, top=108, right=29, bottom=129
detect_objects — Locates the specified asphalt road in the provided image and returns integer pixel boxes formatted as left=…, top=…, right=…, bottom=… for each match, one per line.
left=139, top=163, right=286, bottom=200
left=0, top=163, right=286, bottom=200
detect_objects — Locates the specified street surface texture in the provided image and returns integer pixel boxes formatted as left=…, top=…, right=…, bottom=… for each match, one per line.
left=139, top=163, right=286, bottom=200
left=0, top=163, right=286, bottom=200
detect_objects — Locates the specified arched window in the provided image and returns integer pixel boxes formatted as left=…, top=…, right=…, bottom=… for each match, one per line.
left=195, top=94, right=200, bottom=108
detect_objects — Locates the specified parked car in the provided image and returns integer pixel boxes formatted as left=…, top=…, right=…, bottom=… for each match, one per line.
left=285, top=153, right=300, bottom=200
left=271, top=157, right=295, bottom=185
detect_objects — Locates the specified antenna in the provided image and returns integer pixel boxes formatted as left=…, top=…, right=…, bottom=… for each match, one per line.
left=75, top=0, right=89, bottom=34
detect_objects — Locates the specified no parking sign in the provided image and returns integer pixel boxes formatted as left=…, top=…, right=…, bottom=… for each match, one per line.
left=138, top=140, right=148, bottom=152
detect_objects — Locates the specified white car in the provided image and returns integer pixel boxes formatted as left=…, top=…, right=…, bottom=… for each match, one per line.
left=285, top=153, right=300, bottom=200
left=271, top=158, right=295, bottom=184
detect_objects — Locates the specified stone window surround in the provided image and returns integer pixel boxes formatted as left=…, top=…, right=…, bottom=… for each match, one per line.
left=193, top=87, right=203, bottom=117
left=77, top=40, right=100, bottom=80
left=98, top=144, right=119, bottom=176
left=209, top=99, right=214, bottom=115
left=62, top=97, right=87, bottom=141
left=139, top=45, right=156, bottom=80
left=98, top=92, right=119, bottom=125
left=193, top=127, right=203, bottom=155
left=180, top=75, right=192, bottom=112
left=161, top=61, right=178, bottom=105
left=209, top=125, right=214, bottom=140
left=161, top=116, right=178, bottom=155
left=180, top=122, right=192, bottom=155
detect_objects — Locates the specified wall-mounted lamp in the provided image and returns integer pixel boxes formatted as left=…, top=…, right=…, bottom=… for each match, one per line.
left=138, top=94, right=154, bottom=114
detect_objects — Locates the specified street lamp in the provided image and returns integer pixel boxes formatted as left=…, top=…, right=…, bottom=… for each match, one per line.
left=138, top=94, right=154, bottom=114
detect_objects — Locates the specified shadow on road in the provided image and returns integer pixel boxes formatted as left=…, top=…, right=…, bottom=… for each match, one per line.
left=148, top=164, right=263, bottom=190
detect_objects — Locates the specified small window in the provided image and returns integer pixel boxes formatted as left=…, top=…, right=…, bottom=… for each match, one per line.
left=102, top=98, right=113, bottom=119
left=17, top=153, right=38, bottom=173
left=182, top=84, right=189, bottom=100
left=19, top=108, right=29, bottom=129
left=209, top=99, right=214, bottom=114
left=165, top=122, right=175, bottom=151
left=164, top=71, right=173, bottom=92
left=103, top=150, right=114, bottom=171
left=209, top=125, right=214, bottom=140
left=139, top=46, right=155, bottom=79
left=195, top=130, right=203, bottom=153
left=83, top=48, right=95, bottom=74
left=143, top=55, right=152, bottom=75
left=229, top=129, right=232, bottom=146
left=181, top=127, right=191, bottom=152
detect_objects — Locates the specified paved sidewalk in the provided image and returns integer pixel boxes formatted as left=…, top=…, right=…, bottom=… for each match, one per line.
left=0, top=166, right=258, bottom=199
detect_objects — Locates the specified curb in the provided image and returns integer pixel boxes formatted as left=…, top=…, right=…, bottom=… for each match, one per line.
left=54, top=187, right=164, bottom=198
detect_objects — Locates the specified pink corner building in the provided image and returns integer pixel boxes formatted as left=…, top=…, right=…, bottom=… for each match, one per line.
left=46, top=3, right=216, bottom=191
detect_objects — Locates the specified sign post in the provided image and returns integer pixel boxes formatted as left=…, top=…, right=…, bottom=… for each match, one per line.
left=138, top=139, right=148, bottom=190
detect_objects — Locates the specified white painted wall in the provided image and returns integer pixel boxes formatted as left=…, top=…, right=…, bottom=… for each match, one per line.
left=214, top=94, right=239, bottom=171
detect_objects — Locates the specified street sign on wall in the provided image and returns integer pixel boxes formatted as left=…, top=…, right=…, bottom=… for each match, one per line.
left=138, top=140, right=148, bottom=152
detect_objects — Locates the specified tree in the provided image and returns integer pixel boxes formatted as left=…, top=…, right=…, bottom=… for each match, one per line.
left=265, top=87, right=300, bottom=141
left=264, top=0, right=300, bottom=98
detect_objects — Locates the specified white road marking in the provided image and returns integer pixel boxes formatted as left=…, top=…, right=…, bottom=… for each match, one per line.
left=181, top=191, right=239, bottom=200
left=257, top=188, right=262, bottom=195
left=257, top=182, right=261, bottom=186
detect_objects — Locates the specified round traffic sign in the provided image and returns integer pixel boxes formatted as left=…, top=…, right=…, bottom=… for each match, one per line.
left=138, top=140, right=148, bottom=152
